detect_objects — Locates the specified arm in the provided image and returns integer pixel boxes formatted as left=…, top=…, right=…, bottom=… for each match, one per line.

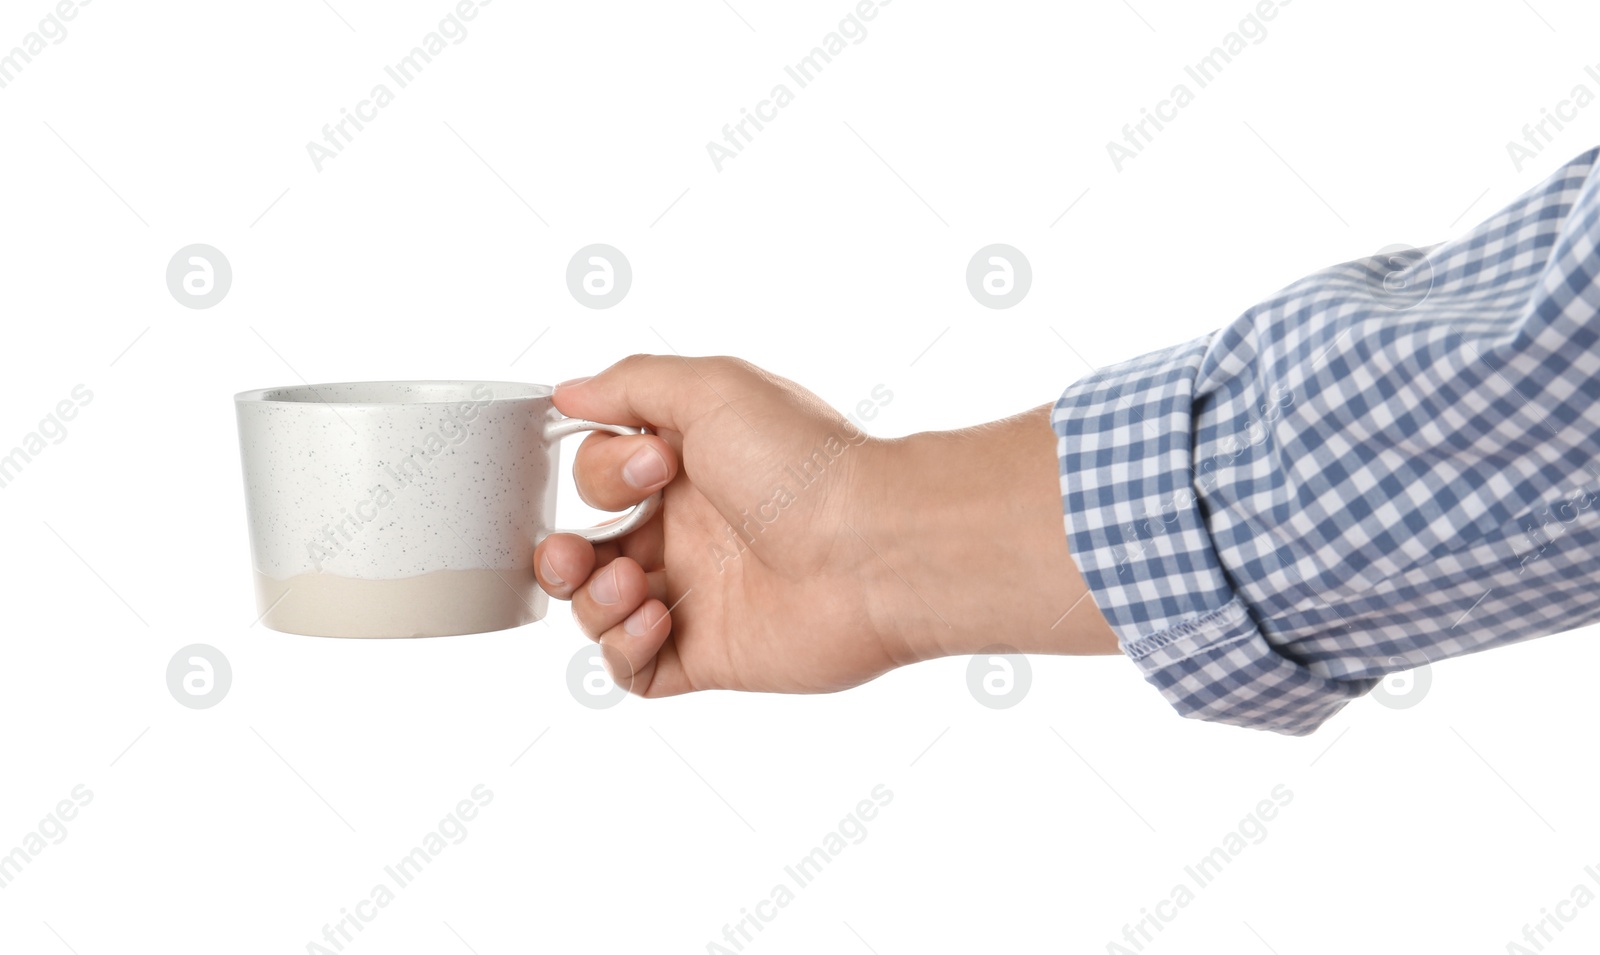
left=537, top=145, right=1600, bottom=736
left=534, top=362, right=1116, bottom=700
left=1052, top=146, right=1600, bottom=734
left=867, top=405, right=1118, bottom=660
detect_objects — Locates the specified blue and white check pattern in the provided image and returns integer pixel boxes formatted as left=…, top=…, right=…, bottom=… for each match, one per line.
left=1053, top=147, right=1600, bottom=736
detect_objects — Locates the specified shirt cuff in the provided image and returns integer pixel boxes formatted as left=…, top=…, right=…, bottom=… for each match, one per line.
left=1051, top=337, right=1372, bottom=736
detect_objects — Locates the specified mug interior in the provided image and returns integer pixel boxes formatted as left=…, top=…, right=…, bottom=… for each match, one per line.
left=234, top=380, right=550, bottom=405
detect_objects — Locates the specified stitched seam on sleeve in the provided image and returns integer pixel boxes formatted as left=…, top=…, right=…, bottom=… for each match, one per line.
left=1122, top=598, right=1251, bottom=662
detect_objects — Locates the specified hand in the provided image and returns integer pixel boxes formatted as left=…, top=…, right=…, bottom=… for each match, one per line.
left=535, top=356, right=1117, bottom=697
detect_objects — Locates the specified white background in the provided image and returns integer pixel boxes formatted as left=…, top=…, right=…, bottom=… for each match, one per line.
left=2, top=0, right=1599, bottom=952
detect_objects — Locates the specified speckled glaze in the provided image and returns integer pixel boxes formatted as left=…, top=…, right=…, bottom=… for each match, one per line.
left=234, top=381, right=660, bottom=638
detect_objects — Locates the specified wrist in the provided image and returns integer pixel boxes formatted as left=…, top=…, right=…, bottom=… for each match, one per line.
left=854, top=407, right=1117, bottom=666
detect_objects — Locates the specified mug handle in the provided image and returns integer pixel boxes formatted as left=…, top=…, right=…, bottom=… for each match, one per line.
left=543, top=416, right=664, bottom=544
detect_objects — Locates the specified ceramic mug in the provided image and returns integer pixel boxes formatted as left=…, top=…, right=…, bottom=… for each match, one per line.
left=234, top=380, right=660, bottom=638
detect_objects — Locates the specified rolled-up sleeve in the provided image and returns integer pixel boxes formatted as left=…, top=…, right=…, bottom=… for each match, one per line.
left=1053, top=146, right=1600, bottom=736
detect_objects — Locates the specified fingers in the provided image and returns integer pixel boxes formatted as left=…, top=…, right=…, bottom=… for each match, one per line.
left=535, top=533, right=597, bottom=600
left=535, top=546, right=688, bottom=697
left=534, top=516, right=665, bottom=607
left=561, top=556, right=678, bottom=696
left=637, top=636, right=695, bottom=698
left=599, top=598, right=672, bottom=696
left=569, top=556, right=653, bottom=641
left=554, top=355, right=757, bottom=435
left=572, top=430, right=677, bottom=510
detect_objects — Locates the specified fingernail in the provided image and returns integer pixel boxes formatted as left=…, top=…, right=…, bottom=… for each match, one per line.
left=623, top=604, right=651, bottom=637
left=539, top=554, right=565, bottom=589
left=555, top=376, right=593, bottom=392
left=622, top=445, right=669, bottom=489
left=590, top=563, right=620, bottom=605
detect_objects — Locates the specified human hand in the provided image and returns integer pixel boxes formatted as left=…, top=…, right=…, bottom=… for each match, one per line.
left=535, top=356, right=1116, bottom=698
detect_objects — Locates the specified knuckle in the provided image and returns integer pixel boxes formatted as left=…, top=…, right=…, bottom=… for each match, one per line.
left=690, top=356, right=759, bottom=397
left=700, top=355, right=751, bottom=376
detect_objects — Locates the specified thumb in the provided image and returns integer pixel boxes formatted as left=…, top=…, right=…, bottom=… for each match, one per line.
left=554, top=354, right=752, bottom=435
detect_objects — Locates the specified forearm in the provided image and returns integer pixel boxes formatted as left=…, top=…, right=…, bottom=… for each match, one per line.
left=860, top=405, right=1118, bottom=664
left=1035, top=147, right=1600, bottom=735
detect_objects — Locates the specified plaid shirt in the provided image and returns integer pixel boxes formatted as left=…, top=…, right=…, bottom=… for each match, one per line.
left=1052, top=147, right=1600, bottom=736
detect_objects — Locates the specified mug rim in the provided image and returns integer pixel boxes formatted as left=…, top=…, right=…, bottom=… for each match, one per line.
left=234, top=380, right=553, bottom=406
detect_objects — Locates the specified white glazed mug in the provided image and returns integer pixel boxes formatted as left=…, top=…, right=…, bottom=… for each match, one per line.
left=234, top=380, right=661, bottom=638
